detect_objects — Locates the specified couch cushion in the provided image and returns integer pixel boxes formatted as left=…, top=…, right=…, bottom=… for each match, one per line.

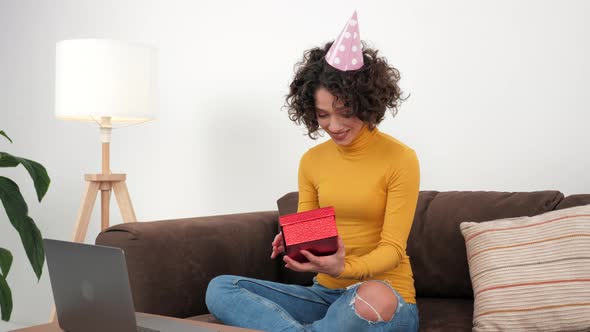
left=277, top=192, right=299, bottom=216
left=555, top=194, right=590, bottom=210
left=417, top=298, right=473, bottom=331
left=408, top=190, right=564, bottom=298
left=460, top=204, right=590, bottom=331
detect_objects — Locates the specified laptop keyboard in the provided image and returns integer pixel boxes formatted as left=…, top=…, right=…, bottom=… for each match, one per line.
left=137, top=326, right=160, bottom=332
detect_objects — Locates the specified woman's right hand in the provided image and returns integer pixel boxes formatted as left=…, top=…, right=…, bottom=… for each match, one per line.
left=270, top=232, right=285, bottom=259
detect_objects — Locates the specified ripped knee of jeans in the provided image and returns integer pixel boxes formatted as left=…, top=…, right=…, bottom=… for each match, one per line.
left=348, top=281, right=399, bottom=324
left=350, top=293, right=385, bottom=323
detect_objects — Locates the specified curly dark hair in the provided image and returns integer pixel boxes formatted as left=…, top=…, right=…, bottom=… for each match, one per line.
left=285, top=41, right=407, bottom=139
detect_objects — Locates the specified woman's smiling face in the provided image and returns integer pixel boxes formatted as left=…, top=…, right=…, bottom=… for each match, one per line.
left=314, top=87, right=364, bottom=146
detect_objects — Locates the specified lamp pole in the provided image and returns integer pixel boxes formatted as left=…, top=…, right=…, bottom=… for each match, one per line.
left=100, top=116, right=112, bottom=231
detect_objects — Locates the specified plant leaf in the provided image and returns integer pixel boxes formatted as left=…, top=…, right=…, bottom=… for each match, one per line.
left=0, top=177, right=44, bottom=280
left=0, top=154, right=18, bottom=168
left=0, top=249, right=12, bottom=278
left=0, top=275, right=12, bottom=321
left=0, top=131, right=12, bottom=144
left=0, top=152, right=50, bottom=202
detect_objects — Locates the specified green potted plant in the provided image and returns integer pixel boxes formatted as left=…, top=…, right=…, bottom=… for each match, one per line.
left=0, top=130, right=50, bottom=321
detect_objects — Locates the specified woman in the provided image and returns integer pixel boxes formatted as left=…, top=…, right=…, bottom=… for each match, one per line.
left=206, top=12, right=420, bottom=331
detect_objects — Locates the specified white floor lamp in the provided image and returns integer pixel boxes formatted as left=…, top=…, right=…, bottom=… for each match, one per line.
left=50, top=38, right=158, bottom=321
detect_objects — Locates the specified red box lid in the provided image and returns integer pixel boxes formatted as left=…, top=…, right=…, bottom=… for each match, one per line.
left=280, top=207, right=337, bottom=245
left=279, top=206, right=335, bottom=226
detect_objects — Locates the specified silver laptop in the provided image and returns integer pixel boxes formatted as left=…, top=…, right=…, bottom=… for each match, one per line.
left=44, top=238, right=218, bottom=332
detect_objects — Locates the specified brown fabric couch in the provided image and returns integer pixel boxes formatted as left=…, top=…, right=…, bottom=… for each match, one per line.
left=95, top=190, right=590, bottom=331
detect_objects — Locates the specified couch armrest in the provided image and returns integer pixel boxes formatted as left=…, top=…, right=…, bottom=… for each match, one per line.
left=95, top=211, right=280, bottom=318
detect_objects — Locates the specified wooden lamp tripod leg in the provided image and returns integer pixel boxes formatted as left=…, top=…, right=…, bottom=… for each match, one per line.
left=113, top=181, right=137, bottom=223
left=50, top=180, right=100, bottom=322
left=72, top=181, right=101, bottom=243
left=100, top=183, right=111, bottom=230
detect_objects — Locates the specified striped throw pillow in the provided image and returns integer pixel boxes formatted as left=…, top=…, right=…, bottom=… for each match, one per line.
left=460, top=204, right=590, bottom=331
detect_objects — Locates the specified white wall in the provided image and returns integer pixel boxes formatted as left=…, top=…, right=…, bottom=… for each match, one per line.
left=0, top=0, right=589, bottom=328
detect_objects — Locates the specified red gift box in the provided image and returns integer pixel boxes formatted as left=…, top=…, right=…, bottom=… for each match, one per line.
left=279, top=206, right=339, bottom=263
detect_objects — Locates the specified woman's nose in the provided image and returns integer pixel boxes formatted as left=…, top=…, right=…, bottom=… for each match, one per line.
left=328, top=120, right=345, bottom=133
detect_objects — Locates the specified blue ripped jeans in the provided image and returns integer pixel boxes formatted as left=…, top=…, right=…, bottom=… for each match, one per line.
left=205, top=275, right=419, bottom=332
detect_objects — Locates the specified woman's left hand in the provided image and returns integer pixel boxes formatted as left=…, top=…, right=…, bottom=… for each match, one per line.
left=283, top=236, right=346, bottom=278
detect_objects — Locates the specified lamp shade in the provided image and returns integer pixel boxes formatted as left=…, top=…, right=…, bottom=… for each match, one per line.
left=55, top=39, right=157, bottom=123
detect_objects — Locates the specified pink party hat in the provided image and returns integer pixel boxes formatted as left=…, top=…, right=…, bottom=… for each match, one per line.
left=326, top=11, right=363, bottom=71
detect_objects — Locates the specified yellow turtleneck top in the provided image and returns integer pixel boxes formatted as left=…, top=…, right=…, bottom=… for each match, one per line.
left=297, top=124, right=420, bottom=304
